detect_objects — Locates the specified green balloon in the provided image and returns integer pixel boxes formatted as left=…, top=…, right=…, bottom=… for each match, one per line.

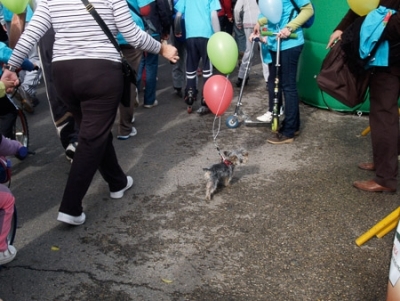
left=207, top=32, right=239, bottom=75
left=1, top=0, right=30, bottom=14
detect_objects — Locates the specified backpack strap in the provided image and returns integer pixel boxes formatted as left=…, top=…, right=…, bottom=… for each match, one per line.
left=288, top=0, right=300, bottom=23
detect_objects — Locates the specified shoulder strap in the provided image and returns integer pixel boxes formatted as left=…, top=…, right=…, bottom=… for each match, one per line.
left=288, top=0, right=300, bottom=12
left=80, top=0, right=122, bottom=55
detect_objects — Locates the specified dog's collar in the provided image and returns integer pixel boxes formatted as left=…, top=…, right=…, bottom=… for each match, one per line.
left=222, top=159, right=233, bottom=166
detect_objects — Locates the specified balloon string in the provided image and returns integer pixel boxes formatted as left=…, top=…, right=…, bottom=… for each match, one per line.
left=213, top=81, right=228, bottom=119
left=212, top=116, right=225, bottom=160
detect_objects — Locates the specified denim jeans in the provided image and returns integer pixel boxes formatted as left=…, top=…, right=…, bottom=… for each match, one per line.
left=137, top=35, right=160, bottom=106
left=267, top=44, right=303, bottom=138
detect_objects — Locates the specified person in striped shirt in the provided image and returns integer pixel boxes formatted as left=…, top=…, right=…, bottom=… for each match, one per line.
left=2, top=0, right=179, bottom=226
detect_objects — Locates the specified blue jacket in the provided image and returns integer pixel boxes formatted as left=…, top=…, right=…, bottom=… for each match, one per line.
left=359, top=6, right=396, bottom=68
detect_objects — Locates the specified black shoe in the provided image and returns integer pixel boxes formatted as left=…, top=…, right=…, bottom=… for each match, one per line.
left=174, top=87, right=183, bottom=98
left=184, top=89, right=196, bottom=113
left=235, top=77, right=249, bottom=88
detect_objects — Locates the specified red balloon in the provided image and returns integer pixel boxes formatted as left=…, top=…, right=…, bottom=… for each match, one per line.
left=203, top=75, right=234, bottom=116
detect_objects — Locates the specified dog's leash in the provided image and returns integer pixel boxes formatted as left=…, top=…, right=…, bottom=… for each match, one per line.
left=211, top=110, right=234, bottom=166
left=212, top=116, right=227, bottom=162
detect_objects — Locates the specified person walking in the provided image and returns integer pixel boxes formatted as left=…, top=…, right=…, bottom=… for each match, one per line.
left=171, top=0, right=186, bottom=98
left=174, top=0, right=221, bottom=114
left=254, top=0, right=313, bottom=143
left=137, top=0, right=172, bottom=109
left=326, top=1, right=400, bottom=193
left=1, top=0, right=179, bottom=225
left=233, top=0, right=259, bottom=88
left=115, top=0, right=153, bottom=140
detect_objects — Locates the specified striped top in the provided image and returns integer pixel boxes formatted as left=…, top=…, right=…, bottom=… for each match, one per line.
left=8, top=0, right=161, bottom=68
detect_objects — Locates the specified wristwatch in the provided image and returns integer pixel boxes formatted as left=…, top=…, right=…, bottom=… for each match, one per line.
left=3, top=64, right=17, bottom=72
left=286, top=26, right=293, bottom=33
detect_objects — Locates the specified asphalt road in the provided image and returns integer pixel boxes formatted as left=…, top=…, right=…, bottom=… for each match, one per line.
left=0, top=52, right=398, bottom=301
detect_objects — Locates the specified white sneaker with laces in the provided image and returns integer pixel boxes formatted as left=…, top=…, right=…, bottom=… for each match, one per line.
left=117, top=127, right=137, bottom=140
left=57, top=212, right=86, bottom=225
left=0, top=245, right=17, bottom=265
left=256, top=111, right=273, bottom=123
left=110, top=176, right=133, bottom=199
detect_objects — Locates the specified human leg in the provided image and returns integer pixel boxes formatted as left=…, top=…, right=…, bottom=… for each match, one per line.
left=0, top=185, right=15, bottom=252
left=53, top=59, right=128, bottom=217
left=369, top=70, right=400, bottom=190
left=278, top=45, right=303, bottom=138
left=197, top=38, right=212, bottom=115
left=118, top=46, right=142, bottom=138
left=172, top=35, right=187, bottom=97
left=38, top=28, right=79, bottom=153
left=236, top=28, right=254, bottom=85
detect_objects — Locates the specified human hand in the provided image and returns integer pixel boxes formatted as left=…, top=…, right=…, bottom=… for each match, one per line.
left=2, top=79, right=17, bottom=92
left=159, top=43, right=179, bottom=64
left=253, top=23, right=261, bottom=35
left=327, top=30, right=343, bottom=49
left=277, top=27, right=292, bottom=39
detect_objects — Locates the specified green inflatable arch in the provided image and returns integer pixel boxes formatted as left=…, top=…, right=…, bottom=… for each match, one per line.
left=297, top=0, right=400, bottom=113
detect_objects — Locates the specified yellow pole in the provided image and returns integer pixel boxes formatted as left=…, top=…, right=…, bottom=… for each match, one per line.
left=376, top=220, right=398, bottom=238
left=355, top=207, right=400, bottom=246
left=361, top=109, right=400, bottom=136
left=361, top=126, right=370, bottom=136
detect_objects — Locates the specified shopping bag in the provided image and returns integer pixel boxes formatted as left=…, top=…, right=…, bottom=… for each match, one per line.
left=316, top=40, right=370, bottom=108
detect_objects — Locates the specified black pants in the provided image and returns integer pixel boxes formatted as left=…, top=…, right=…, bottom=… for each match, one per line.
left=38, top=28, right=79, bottom=149
left=53, top=59, right=127, bottom=216
left=0, top=96, right=17, bottom=139
left=369, top=68, right=400, bottom=190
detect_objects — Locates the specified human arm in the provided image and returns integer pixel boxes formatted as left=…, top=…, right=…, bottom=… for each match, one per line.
left=174, top=12, right=183, bottom=37
left=211, top=10, right=221, bottom=33
left=116, top=1, right=178, bottom=63
left=285, top=3, right=314, bottom=31
left=6, top=1, right=51, bottom=69
left=9, top=12, right=27, bottom=49
left=326, top=9, right=358, bottom=48
left=222, top=0, right=233, bottom=21
left=233, top=0, right=243, bottom=28
left=156, top=0, right=173, bottom=40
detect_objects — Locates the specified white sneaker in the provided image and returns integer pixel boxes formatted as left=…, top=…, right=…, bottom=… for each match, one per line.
left=117, top=127, right=137, bottom=140
left=57, top=212, right=86, bottom=225
left=256, top=111, right=272, bottom=122
left=0, top=245, right=17, bottom=265
left=110, top=176, right=133, bottom=199
left=66, top=142, right=78, bottom=161
left=143, top=100, right=158, bottom=108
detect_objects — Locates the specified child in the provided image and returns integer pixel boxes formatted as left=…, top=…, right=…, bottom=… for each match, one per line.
left=174, top=0, right=221, bottom=114
left=0, top=134, right=27, bottom=265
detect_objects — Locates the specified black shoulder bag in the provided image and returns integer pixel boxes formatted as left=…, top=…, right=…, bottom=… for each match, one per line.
left=81, top=0, right=137, bottom=107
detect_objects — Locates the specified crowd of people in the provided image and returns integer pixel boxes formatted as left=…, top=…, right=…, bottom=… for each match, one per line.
left=0, top=1, right=399, bottom=285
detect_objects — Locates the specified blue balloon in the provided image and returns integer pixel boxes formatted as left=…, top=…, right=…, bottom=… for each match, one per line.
left=258, top=0, right=283, bottom=24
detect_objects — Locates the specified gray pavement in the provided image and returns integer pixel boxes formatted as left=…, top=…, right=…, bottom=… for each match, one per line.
left=0, top=54, right=398, bottom=301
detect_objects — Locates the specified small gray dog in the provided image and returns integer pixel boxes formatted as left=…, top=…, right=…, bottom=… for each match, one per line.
left=203, top=149, right=249, bottom=200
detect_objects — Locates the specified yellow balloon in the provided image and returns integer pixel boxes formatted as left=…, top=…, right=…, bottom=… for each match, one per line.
left=1, top=0, right=30, bottom=14
left=347, top=0, right=379, bottom=16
